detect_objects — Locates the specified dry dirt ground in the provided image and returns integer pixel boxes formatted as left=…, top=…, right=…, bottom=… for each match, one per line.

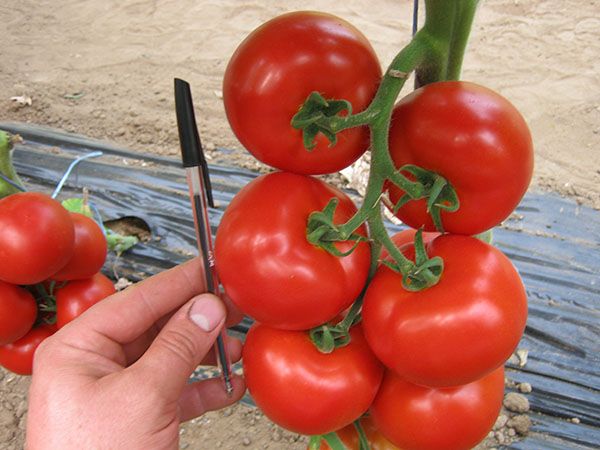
left=0, top=0, right=598, bottom=449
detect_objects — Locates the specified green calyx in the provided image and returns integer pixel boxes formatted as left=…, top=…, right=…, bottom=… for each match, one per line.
left=391, top=164, right=459, bottom=232
left=291, top=92, right=353, bottom=150
left=381, top=229, right=443, bottom=291
left=306, top=198, right=367, bottom=257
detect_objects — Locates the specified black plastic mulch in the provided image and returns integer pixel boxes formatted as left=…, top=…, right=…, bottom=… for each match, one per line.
left=2, top=122, right=599, bottom=449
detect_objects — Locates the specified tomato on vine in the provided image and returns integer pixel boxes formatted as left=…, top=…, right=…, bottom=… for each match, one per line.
left=223, top=11, right=381, bottom=175
left=0, top=280, right=38, bottom=346
left=370, top=367, right=505, bottom=450
left=55, top=273, right=116, bottom=329
left=215, top=172, right=371, bottom=330
left=386, top=81, right=534, bottom=235
left=0, top=325, right=55, bottom=375
left=362, top=234, right=527, bottom=387
left=243, top=323, right=383, bottom=435
left=0, top=192, right=75, bottom=285
left=52, top=212, right=108, bottom=281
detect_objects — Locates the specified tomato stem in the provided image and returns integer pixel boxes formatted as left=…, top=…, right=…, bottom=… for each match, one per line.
left=322, top=432, right=350, bottom=450
left=308, top=436, right=322, bottom=450
left=416, top=0, right=480, bottom=86
left=353, top=420, right=370, bottom=450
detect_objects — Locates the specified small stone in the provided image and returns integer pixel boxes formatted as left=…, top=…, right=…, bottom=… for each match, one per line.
left=493, top=414, right=509, bottom=430
left=504, top=392, right=530, bottom=413
left=507, top=415, right=532, bottom=435
left=570, top=417, right=581, bottom=424
left=495, top=431, right=506, bottom=444
left=222, top=408, right=233, bottom=417
left=242, top=437, right=251, bottom=446
left=518, top=382, right=533, bottom=393
left=271, top=429, right=283, bottom=442
left=115, top=127, right=127, bottom=136
left=507, top=427, right=517, bottom=437
left=15, top=400, right=28, bottom=418
left=516, top=349, right=529, bottom=367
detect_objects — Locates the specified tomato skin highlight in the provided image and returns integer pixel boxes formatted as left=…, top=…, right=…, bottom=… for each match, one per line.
left=243, top=323, right=384, bottom=435
left=387, top=81, right=533, bottom=235
left=223, top=11, right=382, bottom=175
left=0, top=325, right=55, bottom=375
left=362, top=234, right=527, bottom=387
left=215, top=172, right=370, bottom=330
left=52, top=212, right=108, bottom=281
left=55, top=272, right=116, bottom=328
left=0, top=192, right=75, bottom=285
left=0, top=280, right=38, bottom=345
left=371, top=367, right=505, bottom=450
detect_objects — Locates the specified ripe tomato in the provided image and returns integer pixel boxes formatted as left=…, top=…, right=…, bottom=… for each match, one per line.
left=362, top=234, right=527, bottom=387
left=52, top=212, right=108, bottom=281
left=386, top=81, right=533, bottom=235
left=223, top=11, right=382, bottom=175
left=370, top=367, right=505, bottom=450
left=243, top=323, right=383, bottom=435
left=0, top=325, right=55, bottom=375
left=313, top=416, right=400, bottom=450
left=215, top=172, right=371, bottom=330
left=0, top=280, right=37, bottom=345
left=0, top=192, right=74, bottom=285
left=55, top=272, right=116, bottom=328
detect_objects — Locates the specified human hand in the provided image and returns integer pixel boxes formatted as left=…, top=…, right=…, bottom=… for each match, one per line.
left=26, top=258, right=246, bottom=449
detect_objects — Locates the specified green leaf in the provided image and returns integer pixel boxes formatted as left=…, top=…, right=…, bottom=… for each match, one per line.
left=106, top=229, right=139, bottom=255
left=62, top=198, right=93, bottom=217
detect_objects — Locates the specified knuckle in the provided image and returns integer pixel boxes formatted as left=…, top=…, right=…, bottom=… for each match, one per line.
left=158, top=328, right=200, bottom=365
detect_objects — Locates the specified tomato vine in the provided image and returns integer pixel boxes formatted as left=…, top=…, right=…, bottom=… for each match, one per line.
left=293, top=0, right=481, bottom=293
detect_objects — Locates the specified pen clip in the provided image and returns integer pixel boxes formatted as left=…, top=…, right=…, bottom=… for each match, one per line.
left=174, top=77, right=215, bottom=207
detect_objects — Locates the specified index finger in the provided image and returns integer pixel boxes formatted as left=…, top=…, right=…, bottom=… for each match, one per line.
left=73, top=257, right=207, bottom=344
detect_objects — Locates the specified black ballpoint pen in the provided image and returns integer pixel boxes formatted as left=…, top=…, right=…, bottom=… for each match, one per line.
left=174, top=78, right=233, bottom=395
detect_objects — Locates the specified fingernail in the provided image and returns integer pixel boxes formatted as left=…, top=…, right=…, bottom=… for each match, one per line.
left=188, top=295, right=224, bottom=332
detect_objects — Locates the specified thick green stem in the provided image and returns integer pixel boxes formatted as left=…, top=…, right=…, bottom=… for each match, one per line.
left=0, top=131, right=26, bottom=198
left=416, top=0, right=480, bottom=86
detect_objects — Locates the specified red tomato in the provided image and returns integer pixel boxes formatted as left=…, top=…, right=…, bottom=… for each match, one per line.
left=0, top=280, right=37, bottom=345
left=370, top=367, right=505, bottom=450
left=0, top=192, right=74, bottom=284
left=223, top=11, right=382, bottom=175
left=362, top=234, right=527, bottom=387
left=52, top=212, right=108, bottom=281
left=0, top=325, right=55, bottom=375
left=243, top=323, right=383, bottom=435
left=313, top=416, right=400, bottom=450
left=55, top=273, right=116, bottom=328
left=379, top=228, right=440, bottom=261
left=386, top=81, right=533, bottom=235
left=215, top=172, right=371, bottom=330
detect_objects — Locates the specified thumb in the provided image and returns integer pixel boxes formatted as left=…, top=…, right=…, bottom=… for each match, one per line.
left=131, top=293, right=226, bottom=401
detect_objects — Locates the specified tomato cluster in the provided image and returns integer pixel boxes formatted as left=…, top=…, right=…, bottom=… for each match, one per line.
left=217, top=10, right=532, bottom=450
left=0, top=191, right=114, bottom=375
